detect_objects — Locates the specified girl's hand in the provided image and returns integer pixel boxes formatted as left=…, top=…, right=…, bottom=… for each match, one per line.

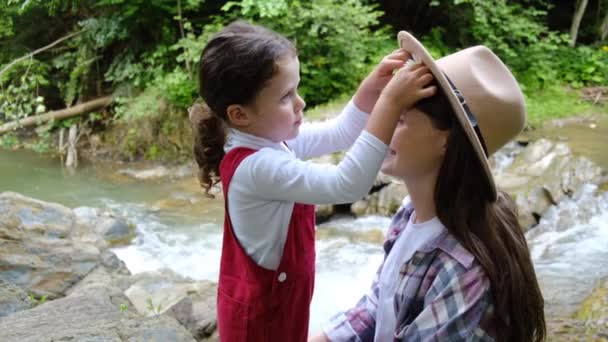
left=353, top=49, right=411, bottom=113
left=380, top=62, right=436, bottom=110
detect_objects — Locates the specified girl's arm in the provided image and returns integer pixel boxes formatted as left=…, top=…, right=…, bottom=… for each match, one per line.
left=289, top=50, right=411, bottom=159
left=238, top=62, right=435, bottom=205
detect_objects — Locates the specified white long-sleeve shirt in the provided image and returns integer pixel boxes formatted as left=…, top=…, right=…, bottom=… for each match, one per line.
left=225, top=100, right=388, bottom=269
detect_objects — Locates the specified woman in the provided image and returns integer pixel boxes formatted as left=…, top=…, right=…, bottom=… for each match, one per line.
left=310, top=32, right=546, bottom=341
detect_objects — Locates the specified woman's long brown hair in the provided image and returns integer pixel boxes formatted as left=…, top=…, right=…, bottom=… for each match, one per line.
left=416, top=86, right=546, bottom=342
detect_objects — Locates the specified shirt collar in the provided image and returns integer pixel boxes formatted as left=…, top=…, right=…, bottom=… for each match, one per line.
left=392, top=196, right=475, bottom=268
left=419, top=230, right=475, bottom=268
left=225, top=128, right=291, bottom=154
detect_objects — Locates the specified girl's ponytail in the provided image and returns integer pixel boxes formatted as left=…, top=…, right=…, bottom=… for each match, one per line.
left=189, top=103, right=226, bottom=197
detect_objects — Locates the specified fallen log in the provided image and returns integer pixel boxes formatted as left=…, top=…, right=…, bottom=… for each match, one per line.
left=0, top=96, right=112, bottom=135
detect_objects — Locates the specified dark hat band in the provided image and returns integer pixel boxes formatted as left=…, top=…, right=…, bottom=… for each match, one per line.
left=443, top=73, right=489, bottom=157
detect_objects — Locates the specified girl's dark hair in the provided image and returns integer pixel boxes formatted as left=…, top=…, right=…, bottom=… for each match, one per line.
left=190, top=20, right=296, bottom=196
left=416, top=86, right=546, bottom=342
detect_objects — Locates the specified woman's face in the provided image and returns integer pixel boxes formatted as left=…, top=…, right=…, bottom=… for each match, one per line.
left=381, top=108, right=449, bottom=180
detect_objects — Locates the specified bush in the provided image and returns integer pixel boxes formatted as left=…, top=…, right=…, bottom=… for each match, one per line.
left=556, top=45, right=608, bottom=88
left=218, top=0, right=393, bottom=106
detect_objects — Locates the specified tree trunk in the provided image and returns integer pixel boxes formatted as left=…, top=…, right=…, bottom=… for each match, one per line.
left=65, top=124, right=78, bottom=168
left=570, top=0, right=589, bottom=47
left=601, top=7, right=608, bottom=41
left=0, top=96, right=112, bottom=135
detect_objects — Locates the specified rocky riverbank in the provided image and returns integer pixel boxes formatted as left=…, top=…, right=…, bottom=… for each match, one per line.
left=0, top=192, right=218, bottom=341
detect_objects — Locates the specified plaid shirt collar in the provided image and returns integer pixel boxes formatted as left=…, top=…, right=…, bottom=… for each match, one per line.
left=384, top=199, right=475, bottom=269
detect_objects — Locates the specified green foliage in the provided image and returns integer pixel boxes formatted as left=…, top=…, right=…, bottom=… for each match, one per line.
left=556, top=45, right=608, bottom=88
left=145, top=144, right=160, bottom=160
left=0, top=62, right=49, bottom=124
left=434, top=0, right=607, bottom=92
left=113, top=88, right=164, bottom=121
left=0, top=133, right=19, bottom=149
left=420, top=27, right=452, bottom=59
left=157, top=68, right=197, bottom=109
left=146, top=297, right=162, bottom=315
left=29, top=127, right=54, bottom=153
left=444, top=0, right=566, bottom=90
left=219, top=0, right=392, bottom=106
left=28, top=293, right=48, bottom=307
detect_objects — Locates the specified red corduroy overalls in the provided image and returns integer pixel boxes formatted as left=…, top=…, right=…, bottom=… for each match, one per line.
left=217, top=147, right=316, bottom=342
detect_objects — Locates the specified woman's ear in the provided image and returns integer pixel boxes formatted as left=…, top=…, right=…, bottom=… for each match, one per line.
left=226, top=104, right=251, bottom=127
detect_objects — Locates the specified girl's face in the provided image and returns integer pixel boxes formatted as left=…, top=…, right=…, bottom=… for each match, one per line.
left=242, top=54, right=306, bottom=142
left=381, top=108, right=449, bottom=180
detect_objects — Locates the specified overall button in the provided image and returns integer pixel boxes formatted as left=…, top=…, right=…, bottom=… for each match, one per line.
left=278, top=272, right=287, bottom=282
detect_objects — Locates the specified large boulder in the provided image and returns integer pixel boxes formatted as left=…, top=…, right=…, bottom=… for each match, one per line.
left=495, top=139, right=604, bottom=231
left=0, top=285, right=196, bottom=342
left=0, top=192, right=219, bottom=341
left=124, top=269, right=218, bottom=341
left=0, top=192, right=106, bottom=298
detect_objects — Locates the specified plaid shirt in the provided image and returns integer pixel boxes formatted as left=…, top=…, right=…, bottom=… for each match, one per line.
left=323, top=206, right=496, bottom=341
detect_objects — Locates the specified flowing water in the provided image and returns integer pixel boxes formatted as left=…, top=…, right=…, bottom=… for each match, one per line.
left=1, top=117, right=607, bottom=332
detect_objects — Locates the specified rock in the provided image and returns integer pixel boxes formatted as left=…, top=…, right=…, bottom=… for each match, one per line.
left=0, top=279, right=32, bottom=318
left=546, top=317, right=608, bottom=342
left=0, top=286, right=196, bottom=342
left=495, top=139, right=604, bottom=231
left=124, top=269, right=218, bottom=340
left=376, top=182, right=408, bottom=216
left=351, top=182, right=407, bottom=217
left=0, top=192, right=76, bottom=239
left=0, top=192, right=130, bottom=299
left=74, top=207, right=136, bottom=246
left=575, top=277, right=608, bottom=334
left=316, top=204, right=335, bottom=223
left=66, top=262, right=131, bottom=297
left=120, top=166, right=171, bottom=180
left=95, top=217, right=136, bottom=246
left=0, top=193, right=102, bottom=297
left=118, top=164, right=195, bottom=181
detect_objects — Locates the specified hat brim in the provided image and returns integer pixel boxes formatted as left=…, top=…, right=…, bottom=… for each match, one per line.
left=398, top=31, right=497, bottom=201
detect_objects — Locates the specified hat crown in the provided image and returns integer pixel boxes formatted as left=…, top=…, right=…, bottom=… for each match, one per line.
left=399, top=31, right=527, bottom=200
left=436, top=46, right=526, bottom=155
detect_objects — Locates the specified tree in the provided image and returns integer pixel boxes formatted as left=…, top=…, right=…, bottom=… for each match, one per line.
left=571, top=0, right=589, bottom=47
left=600, top=4, right=608, bottom=41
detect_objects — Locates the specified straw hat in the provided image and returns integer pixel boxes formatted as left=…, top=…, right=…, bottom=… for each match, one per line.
left=398, top=31, right=526, bottom=201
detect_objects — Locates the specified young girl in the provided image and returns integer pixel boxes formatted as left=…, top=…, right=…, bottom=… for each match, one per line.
left=311, top=32, right=546, bottom=341
left=189, top=21, right=436, bottom=341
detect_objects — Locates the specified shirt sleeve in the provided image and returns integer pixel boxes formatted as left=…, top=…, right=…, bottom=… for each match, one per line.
left=321, top=262, right=383, bottom=342
left=396, top=263, right=494, bottom=342
left=235, top=130, right=387, bottom=205
left=287, top=100, right=369, bottom=159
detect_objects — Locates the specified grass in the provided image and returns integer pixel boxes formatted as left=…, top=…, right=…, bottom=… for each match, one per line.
left=526, top=85, right=608, bottom=127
